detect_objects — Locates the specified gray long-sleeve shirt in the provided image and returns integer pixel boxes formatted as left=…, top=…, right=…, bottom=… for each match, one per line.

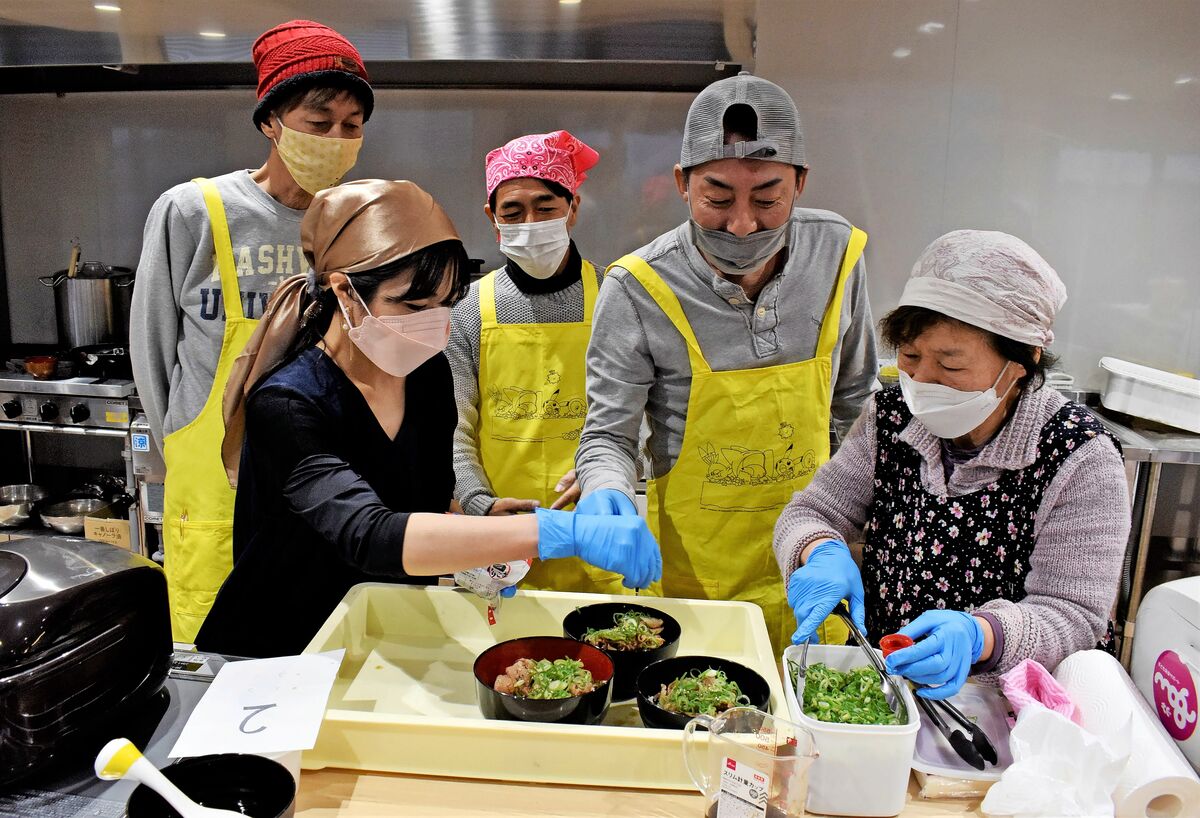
left=575, top=209, right=880, bottom=500
left=130, top=169, right=307, bottom=450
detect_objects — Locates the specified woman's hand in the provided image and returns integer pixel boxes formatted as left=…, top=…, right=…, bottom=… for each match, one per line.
left=549, top=469, right=581, bottom=510
left=787, top=538, right=865, bottom=644
left=534, top=508, right=661, bottom=589
left=884, top=610, right=985, bottom=699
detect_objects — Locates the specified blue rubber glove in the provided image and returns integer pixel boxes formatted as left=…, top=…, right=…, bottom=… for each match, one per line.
left=535, top=508, right=661, bottom=589
left=574, top=489, right=638, bottom=517
left=787, top=539, right=866, bottom=645
left=884, top=610, right=984, bottom=700
left=499, top=585, right=517, bottom=598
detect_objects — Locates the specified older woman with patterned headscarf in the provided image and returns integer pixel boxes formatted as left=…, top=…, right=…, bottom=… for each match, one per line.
left=195, top=180, right=660, bottom=658
left=776, top=230, right=1130, bottom=699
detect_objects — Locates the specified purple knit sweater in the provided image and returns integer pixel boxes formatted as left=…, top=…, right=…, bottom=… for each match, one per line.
left=773, top=385, right=1130, bottom=679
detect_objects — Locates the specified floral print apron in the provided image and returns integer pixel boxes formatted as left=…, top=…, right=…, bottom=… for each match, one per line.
left=862, top=386, right=1119, bottom=640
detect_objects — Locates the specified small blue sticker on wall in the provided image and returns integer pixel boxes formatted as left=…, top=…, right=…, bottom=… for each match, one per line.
left=132, top=433, right=150, bottom=452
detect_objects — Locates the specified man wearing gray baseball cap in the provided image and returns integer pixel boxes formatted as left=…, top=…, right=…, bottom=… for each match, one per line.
left=574, top=72, right=878, bottom=651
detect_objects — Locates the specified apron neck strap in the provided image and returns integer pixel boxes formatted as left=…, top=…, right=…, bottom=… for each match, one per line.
left=192, top=177, right=244, bottom=322
left=612, top=254, right=710, bottom=375
left=478, top=269, right=500, bottom=328
left=581, top=259, right=599, bottom=325
left=815, top=226, right=868, bottom=360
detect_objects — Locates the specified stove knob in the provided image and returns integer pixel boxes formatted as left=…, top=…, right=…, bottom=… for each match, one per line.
left=2, top=400, right=20, bottom=419
left=39, top=401, right=59, bottom=421
left=70, top=403, right=91, bottom=423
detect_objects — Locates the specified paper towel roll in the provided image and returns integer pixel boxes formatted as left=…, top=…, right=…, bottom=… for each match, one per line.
left=1055, top=650, right=1200, bottom=818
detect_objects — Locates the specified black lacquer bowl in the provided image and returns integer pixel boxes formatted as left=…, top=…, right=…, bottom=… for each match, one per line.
left=562, top=602, right=681, bottom=701
left=126, top=753, right=296, bottom=817
left=635, top=655, right=771, bottom=730
left=474, top=636, right=614, bottom=725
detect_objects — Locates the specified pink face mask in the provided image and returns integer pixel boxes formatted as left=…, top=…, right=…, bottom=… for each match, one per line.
left=338, top=281, right=451, bottom=377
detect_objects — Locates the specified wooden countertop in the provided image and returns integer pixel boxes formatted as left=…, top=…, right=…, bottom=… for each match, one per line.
left=296, top=769, right=986, bottom=817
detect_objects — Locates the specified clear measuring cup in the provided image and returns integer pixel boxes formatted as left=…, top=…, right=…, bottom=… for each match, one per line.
left=682, top=707, right=818, bottom=818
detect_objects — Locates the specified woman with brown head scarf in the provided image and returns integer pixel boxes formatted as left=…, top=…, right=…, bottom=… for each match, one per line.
left=195, top=180, right=661, bottom=658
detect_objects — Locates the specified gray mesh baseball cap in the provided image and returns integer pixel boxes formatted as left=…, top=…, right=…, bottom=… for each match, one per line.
left=680, top=71, right=806, bottom=169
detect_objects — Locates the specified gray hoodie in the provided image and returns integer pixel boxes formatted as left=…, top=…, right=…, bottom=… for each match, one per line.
left=130, top=169, right=307, bottom=449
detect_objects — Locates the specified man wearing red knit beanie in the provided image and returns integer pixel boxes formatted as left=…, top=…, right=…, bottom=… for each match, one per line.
left=130, top=20, right=374, bottom=643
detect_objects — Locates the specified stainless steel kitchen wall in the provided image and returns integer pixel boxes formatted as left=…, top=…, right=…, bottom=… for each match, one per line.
left=3, top=0, right=1199, bottom=389
left=758, top=0, right=1200, bottom=388
left=0, top=88, right=693, bottom=344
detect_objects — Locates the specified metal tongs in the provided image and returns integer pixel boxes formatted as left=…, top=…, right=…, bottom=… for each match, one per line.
left=916, top=694, right=998, bottom=770
left=871, top=622, right=999, bottom=771
left=832, top=608, right=909, bottom=725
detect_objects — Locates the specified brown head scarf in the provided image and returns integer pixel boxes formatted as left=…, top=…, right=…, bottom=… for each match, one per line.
left=220, top=179, right=460, bottom=485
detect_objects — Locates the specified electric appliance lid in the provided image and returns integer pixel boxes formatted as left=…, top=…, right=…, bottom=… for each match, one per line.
left=0, top=550, right=26, bottom=598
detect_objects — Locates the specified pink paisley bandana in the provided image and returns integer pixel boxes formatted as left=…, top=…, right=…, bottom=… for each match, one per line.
left=485, top=130, right=600, bottom=198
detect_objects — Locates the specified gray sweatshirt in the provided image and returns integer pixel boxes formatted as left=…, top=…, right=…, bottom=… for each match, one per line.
left=447, top=246, right=604, bottom=515
left=130, top=170, right=307, bottom=449
left=575, top=210, right=879, bottom=500
left=773, top=385, right=1130, bottom=678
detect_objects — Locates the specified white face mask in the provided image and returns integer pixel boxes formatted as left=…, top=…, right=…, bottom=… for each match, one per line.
left=898, top=363, right=1016, bottom=439
left=273, top=118, right=363, bottom=195
left=495, top=216, right=570, bottom=279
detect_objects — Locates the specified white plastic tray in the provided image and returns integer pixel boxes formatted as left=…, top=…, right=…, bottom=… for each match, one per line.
left=301, top=584, right=784, bottom=789
left=910, top=682, right=1013, bottom=782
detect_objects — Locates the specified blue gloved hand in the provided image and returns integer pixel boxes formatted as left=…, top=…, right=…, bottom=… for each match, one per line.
left=884, top=610, right=984, bottom=700
left=787, top=538, right=865, bottom=644
left=499, top=585, right=517, bottom=598
left=574, top=489, right=638, bottom=517
left=535, top=508, right=661, bottom=589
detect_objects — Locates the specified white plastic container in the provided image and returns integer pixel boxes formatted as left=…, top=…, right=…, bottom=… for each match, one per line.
left=1099, top=357, right=1200, bottom=434
left=782, top=644, right=920, bottom=817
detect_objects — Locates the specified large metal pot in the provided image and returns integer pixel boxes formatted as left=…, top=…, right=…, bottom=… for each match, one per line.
left=39, top=262, right=135, bottom=348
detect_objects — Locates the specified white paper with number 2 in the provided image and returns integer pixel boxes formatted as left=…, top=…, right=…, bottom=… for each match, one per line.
left=169, top=649, right=345, bottom=758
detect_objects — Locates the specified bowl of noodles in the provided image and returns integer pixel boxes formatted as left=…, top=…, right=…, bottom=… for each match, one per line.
left=562, top=603, right=681, bottom=701
left=473, top=636, right=614, bottom=724
left=635, top=655, right=771, bottom=730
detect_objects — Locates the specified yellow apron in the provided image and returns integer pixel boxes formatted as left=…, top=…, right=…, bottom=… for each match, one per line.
left=161, top=178, right=261, bottom=642
left=613, top=226, right=867, bottom=651
left=476, top=261, right=629, bottom=595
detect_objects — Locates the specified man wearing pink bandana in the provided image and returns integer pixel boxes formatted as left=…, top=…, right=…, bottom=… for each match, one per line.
left=446, top=130, right=629, bottom=595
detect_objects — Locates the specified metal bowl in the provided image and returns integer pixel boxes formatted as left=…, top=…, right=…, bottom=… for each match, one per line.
left=0, top=484, right=48, bottom=528
left=39, top=498, right=108, bottom=534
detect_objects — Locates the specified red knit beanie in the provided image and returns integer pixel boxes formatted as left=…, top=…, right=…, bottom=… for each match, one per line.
left=252, top=20, right=374, bottom=127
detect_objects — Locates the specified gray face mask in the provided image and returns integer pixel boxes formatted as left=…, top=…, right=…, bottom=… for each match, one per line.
left=690, top=219, right=790, bottom=277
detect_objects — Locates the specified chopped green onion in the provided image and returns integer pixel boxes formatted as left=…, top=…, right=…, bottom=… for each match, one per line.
left=656, top=668, right=747, bottom=716
left=799, top=663, right=900, bottom=726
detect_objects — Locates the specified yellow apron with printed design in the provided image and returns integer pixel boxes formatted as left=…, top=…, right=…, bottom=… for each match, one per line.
left=477, top=261, right=630, bottom=595
left=613, top=226, right=867, bottom=651
left=161, top=178, right=261, bottom=642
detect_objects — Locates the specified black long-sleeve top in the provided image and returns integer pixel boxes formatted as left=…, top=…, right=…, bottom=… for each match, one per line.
left=195, top=345, right=455, bottom=658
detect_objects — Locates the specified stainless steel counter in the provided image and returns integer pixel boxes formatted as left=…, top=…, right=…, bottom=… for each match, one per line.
left=1094, top=409, right=1200, bottom=465
left=1085, top=401, right=1200, bottom=666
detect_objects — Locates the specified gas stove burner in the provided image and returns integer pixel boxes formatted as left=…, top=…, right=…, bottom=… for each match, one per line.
left=0, top=372, right=135, bottom=430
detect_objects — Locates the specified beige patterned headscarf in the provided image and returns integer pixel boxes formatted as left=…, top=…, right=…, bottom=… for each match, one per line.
left=220, top=179, right=460, bottom=486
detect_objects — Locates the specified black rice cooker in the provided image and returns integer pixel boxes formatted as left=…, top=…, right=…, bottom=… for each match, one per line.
left=0, top=537, right=171, bottom=786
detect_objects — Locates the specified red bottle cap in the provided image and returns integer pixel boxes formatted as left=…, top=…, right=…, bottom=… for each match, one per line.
left=879, top=633, right=915, bottom=657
